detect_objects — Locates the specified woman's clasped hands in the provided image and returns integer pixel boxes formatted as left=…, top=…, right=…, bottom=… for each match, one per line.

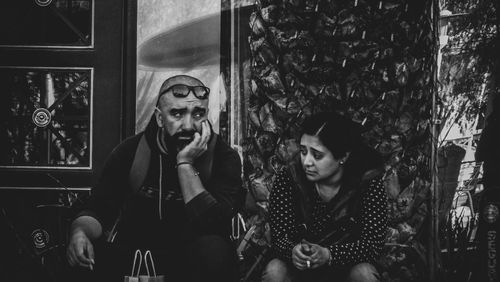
left=291, top=240, right=331, bottom=270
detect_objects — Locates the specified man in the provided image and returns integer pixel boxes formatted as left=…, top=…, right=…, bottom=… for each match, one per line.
left=66, top=75, right=243, bottom=281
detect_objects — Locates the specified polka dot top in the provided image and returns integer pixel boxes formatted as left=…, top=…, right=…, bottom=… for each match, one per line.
left=269, top=169, right=387, bottom=267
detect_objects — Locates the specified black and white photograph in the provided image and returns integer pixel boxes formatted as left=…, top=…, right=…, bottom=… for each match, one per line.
left=0, top=0, right=499, bottom=281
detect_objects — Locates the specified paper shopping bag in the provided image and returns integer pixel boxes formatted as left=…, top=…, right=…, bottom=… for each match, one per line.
left=124, top=250, right=142, bottom=282
left=138, top=250, right=165, bottom=282
left=138, top=275, right=165, bottom=282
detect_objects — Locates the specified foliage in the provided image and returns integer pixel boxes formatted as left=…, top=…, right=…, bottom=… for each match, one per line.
left=445, top=0, right=498, bottom=65
left=439, top=201, right=478, bottom=282
left=438, top=0, right=498, bottom=135
left=244, top=0, right=436, bottom=281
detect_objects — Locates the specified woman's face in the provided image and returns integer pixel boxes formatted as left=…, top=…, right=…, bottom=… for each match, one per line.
left=299, top=134, right=344, bottom=183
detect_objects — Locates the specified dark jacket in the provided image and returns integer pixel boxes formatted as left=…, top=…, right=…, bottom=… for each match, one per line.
left=78, top=117, right=243, bottom=250
left=269, top=146, right=387, bottom=267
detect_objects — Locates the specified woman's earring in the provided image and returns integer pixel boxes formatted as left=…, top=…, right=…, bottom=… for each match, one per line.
left=339, top=160, right=345, bottom=165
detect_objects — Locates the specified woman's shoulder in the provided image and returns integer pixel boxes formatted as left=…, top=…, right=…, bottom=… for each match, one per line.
left=274, top=164, right=307, bottom=185
left=361, top=168, right=384, bottom=185
left=272, top=166, right=306, bottom=196
left=273, top=167, right=293, bottom=187
left=360, top=169, right=386, bottom=198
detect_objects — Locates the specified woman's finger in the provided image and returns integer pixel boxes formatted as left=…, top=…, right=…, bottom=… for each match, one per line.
left=296, top=260, right=312, bottom=270
left=309, top=261, right=320, bottom=269
left=293, top=260, right=305, bottom=270
left=310, top=251, right=320, bottom=261
left=294, top=248, right=311, bottom=261
left=310, top=246, right=329, bottom=267
left=293, top=254, right=312, bottom=271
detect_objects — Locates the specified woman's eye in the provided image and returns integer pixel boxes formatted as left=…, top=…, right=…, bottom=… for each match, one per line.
left=313, top=153, right=323, bottom=160
left=300, top=148, right=307, bottom=155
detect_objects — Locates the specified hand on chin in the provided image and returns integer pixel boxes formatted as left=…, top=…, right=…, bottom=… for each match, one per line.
left=175, top=136, right=194, bottom=152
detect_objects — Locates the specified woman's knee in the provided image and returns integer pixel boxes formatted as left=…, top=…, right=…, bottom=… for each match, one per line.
left=347, top=263, right=379, bottom=282
left=262, top=259, right=293, bottom=282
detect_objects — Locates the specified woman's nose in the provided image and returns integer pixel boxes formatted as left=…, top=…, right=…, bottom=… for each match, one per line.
left=302, top=154, right=313, bottom=166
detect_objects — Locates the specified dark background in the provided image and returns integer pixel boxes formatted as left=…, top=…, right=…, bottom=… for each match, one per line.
left=0, top=1, right=136, bottom=281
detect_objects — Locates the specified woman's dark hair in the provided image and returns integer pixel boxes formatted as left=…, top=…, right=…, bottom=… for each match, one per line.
left=301, top=112, right=361, bottom=159
left=300, top=112, right=384, bottom=185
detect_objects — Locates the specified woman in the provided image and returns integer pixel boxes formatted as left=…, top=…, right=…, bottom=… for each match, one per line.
left=263, top=112, right=387, bottom=282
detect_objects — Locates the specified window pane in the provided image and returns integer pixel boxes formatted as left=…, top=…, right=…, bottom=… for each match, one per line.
left=136, top=0, right=221, bottom=133
left=0, top=0, right=93, bottom=47
left=0, top=67, right=92, bottom=168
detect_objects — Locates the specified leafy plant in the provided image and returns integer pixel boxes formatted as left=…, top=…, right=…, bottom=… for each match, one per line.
left=439, top=197, right=478, bottom=282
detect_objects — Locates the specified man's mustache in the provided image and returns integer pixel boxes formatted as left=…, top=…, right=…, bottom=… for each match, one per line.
left=173, top=131, right=196, bottom=141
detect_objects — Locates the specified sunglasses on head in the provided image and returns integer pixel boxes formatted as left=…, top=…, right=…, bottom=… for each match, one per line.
left=160, top=84, right=210, bottom=100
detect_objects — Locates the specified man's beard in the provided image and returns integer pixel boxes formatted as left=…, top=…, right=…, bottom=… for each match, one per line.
left=163, top=129, right=196, bottom=152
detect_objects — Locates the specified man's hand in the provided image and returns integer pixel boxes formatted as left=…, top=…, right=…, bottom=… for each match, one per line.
left=291, top=243, right=313, bottom=270
left=176, top=120, right=211, bottom=163
left=66, top=229, right=95, bottom=270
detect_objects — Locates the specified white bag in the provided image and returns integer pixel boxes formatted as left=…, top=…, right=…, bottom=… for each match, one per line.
left=124, top=250, right=165, bottom=282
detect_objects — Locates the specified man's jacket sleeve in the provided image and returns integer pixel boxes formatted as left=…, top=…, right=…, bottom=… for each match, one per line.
left=185, top=147, right=243, bottom=235
left=75, top=138, right=136, bottom=233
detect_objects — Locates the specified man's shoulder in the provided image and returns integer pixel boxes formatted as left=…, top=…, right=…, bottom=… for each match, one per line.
left=98, top=133, right=145, bottom=180
left=108, top=133, right=144, bottom=159
left=213, top=135, right=240, bottom=160
left=212, top=135, right=241, bottom=173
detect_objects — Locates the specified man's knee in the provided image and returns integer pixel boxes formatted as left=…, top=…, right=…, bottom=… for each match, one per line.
left=348, top=263, right=379, bottom=282
left=189, top=234, right=234, bottom=261
left=187, top=235, right=237, bottom=281
left=262, top=259, right=292, bottom=282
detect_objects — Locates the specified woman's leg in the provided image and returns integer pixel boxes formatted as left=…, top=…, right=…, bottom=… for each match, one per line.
left=347, top=263, right=379, bottom=282
left=262, top=258, right=294, bottom=282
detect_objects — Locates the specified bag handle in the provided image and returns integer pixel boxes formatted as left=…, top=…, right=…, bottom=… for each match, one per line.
left=231, top=212, right=247, bottom=241
left=144, top=250, right=157, bottom=277
left=131, top=249, right=143, bottom=277
left=236, top=225, right=257, bottom=260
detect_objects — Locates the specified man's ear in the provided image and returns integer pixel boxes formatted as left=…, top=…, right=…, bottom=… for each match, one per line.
left=155, top=108, right=163, bottom=128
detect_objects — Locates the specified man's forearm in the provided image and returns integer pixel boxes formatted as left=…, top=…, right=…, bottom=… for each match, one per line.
left=70, top=215, right=103, bottom=240
left=177, top=163, right=206, bottom=203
